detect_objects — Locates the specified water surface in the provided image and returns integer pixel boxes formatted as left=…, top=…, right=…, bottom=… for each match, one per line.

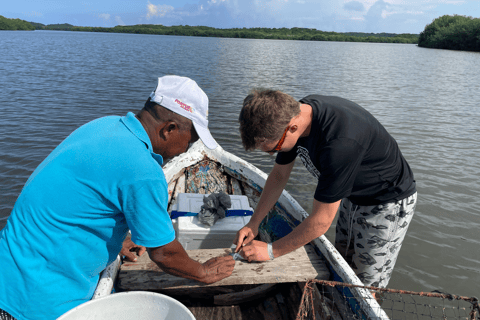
left=1, top=30, right=479, bottom=298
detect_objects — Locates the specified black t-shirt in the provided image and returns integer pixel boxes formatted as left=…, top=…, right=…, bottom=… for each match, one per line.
left=276, top=95, right=416, bottom=205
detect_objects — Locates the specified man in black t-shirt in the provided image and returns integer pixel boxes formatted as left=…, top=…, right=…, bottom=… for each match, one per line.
left=233, top=89, right=417, bottom=289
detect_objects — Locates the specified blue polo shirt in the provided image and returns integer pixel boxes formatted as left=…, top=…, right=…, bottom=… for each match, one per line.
left=0, top=112, right=175, bottom=320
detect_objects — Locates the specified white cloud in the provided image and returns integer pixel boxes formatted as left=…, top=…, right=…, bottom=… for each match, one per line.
left=381, top=9, right=424, bottom=18
left=344, top=1, right=366, bottom=12
left=98, top=13, right=111, bottom=21
left=146, top=2, right=175, bottom=19
left=115, top=16, right=126, bottom=26
left=23, top=11, right=43, bottom=18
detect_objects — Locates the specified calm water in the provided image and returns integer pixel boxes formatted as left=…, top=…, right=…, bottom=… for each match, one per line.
left=1, top=30, right=479, bottom=298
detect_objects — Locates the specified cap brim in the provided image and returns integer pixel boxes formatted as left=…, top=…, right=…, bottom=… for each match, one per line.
left=193, top=122, right=218, bottom=150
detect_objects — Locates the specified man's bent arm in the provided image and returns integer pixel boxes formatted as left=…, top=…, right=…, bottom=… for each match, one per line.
left=234, top=161, right=295, bottom=250
left=148, top=239, right=235, bottom=284
left=249, top=161, right=295, bottom=227
left=272, top=199, right=341, bottom=258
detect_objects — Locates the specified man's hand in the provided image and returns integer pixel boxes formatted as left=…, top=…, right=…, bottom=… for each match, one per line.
left=233, top=223, right=259, bottom=253
left=200, top=255, right=236, bottom=284
left=149, top=239, right=235, bottom=284
left=239, top=240, right=271, bottom=262
left=121, top=236, right=146, bottom=262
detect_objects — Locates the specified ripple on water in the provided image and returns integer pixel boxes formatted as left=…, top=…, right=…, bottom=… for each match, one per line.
left=0, top=32, right=479, bottom=298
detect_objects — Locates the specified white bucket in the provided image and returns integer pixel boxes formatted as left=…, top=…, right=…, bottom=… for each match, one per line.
left=57, top=291, right=195, bottom=320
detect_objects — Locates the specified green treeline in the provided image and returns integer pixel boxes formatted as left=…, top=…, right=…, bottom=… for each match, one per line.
left=0, top=15, right=34, bottom=30
left=418, top=15, right=480, bottom=51
left=68, top=25, right=419, bottom=44
left=1, top=16, right=418, bottom=44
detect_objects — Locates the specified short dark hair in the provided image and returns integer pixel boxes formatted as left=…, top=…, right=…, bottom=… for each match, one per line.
left=239, top=89, right=300, bottom=151
left=143, top=97, right=193, bottom=133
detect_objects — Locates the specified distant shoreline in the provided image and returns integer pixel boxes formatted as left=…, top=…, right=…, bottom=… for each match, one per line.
left=1, top=15, right=419, bottom=45
left=37, top=25, right=420, bottom=44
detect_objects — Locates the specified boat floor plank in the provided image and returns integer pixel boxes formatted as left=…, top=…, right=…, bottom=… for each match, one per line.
left=117, top=245, right=329, bottom=291
left=188, top=303, right=243, bottom=320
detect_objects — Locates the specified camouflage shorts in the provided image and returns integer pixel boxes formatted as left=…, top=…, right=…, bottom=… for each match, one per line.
left=335, top=192, right=417, bottom=288
left=0, top=309, right=16, bottom=320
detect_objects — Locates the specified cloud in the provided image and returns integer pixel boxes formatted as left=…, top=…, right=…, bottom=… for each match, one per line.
left=175, top=3, right=208, bottom=17
left=115, top=16, right=125, bottom=26
left=381, top=10, right=424, bottom=19
left=364, top=0, right=389, bottom=31
left=98, top=13, right=111, bottom=21
left=146, top=2, right=175, bottom=19
left=344, top=1, right=365, bottom=12
left=23, top=11, right=43, bottom=18
left=136, top=0, right=432, bottom=33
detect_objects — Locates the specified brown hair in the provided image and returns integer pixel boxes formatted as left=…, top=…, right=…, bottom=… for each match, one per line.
left=239, top=89, right=300, bottom=151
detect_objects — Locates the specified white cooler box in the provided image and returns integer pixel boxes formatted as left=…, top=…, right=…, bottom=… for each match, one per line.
left=171, top=193, right=253, bottom=250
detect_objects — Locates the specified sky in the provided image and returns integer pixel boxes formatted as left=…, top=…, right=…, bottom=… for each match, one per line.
left=3, top=0, right=480, bottom=34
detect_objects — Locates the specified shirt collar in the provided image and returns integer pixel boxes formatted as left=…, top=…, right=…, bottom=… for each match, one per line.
left=120, top=112, right=164, bottom=166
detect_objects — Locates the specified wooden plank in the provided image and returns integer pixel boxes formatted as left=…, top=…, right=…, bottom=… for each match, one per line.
left=118, top=246, right=329, bottom=292
left=167, top=177, right=177, bottom=211
left=260, top=296, right=284, bottom=320
left=214, top=284, right=276, bottom=305
left=240, top=181, right=261, bottom=210
left=168, top=173, right=185, bottom=213
left=285, top=283, right=304, bottom=320
left=188, top=303, right=243, bottom=320
left=230, top=177, right=243, bottom=195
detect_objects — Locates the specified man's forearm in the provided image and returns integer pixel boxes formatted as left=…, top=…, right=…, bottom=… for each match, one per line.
left=148, top=242, right=206, bottom=281
left=250, top=162, right=294, bottom=226
left=272, top=200, right=341, bottom=258
left=271, top=214, right=329, bottom=257
left=148, top=239, right=235, bottom=284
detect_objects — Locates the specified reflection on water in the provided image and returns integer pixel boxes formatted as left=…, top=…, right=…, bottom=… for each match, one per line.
left=1, top=31, right=479, bottom=297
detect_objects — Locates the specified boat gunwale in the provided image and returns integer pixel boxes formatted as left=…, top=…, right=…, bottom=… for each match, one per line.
left=94, top=141, right=388, bottom=319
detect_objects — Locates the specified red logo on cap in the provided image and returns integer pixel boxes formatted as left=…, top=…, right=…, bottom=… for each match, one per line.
left=175, top=99, right=194, bottom=113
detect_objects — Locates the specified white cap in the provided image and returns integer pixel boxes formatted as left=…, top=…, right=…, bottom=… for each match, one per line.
left=150, top=75, right=217, bottom=150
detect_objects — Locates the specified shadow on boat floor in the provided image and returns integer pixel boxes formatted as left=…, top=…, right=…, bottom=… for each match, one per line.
left=172, top=283, right=303, bottom=320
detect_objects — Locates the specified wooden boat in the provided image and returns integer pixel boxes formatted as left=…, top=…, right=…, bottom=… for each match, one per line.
left=92, top=141, right=388, bottom=319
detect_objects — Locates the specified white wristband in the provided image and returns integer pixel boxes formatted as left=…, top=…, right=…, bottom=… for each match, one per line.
left=267, top=243, right=274, bottom=260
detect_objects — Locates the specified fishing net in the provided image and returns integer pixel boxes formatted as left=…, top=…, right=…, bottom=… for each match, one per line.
left=296, top=279, right=480, bottom=320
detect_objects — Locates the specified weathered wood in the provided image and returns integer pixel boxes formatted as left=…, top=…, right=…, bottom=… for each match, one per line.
left=117, top=246, right=329, bottom=292
left=154, top=286, right=236, bottom=298
left=167, top=177, right=177, bottom=212
left=168, top=173, right=185, bottom=213
left=230, top=177, right=243, bottom=195
left=173, top=174, right=186, bottom=198
left=285, top=283, right=304, bottom=320
left=260, top=296, right=284, bottom=320
left=214, top=284, right=277, bottom=305
left=274, top=292, right=291, bottom=320
left=188, top=303, right=243, bottom=320
left=240, top=180, right=261, bottom=210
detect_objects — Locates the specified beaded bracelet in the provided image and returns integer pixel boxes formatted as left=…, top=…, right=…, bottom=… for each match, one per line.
left=267, top=243, right=274, bottom=260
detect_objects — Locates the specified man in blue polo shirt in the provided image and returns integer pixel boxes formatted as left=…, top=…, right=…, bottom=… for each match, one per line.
left=0, top=76, right=235, bottom=320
